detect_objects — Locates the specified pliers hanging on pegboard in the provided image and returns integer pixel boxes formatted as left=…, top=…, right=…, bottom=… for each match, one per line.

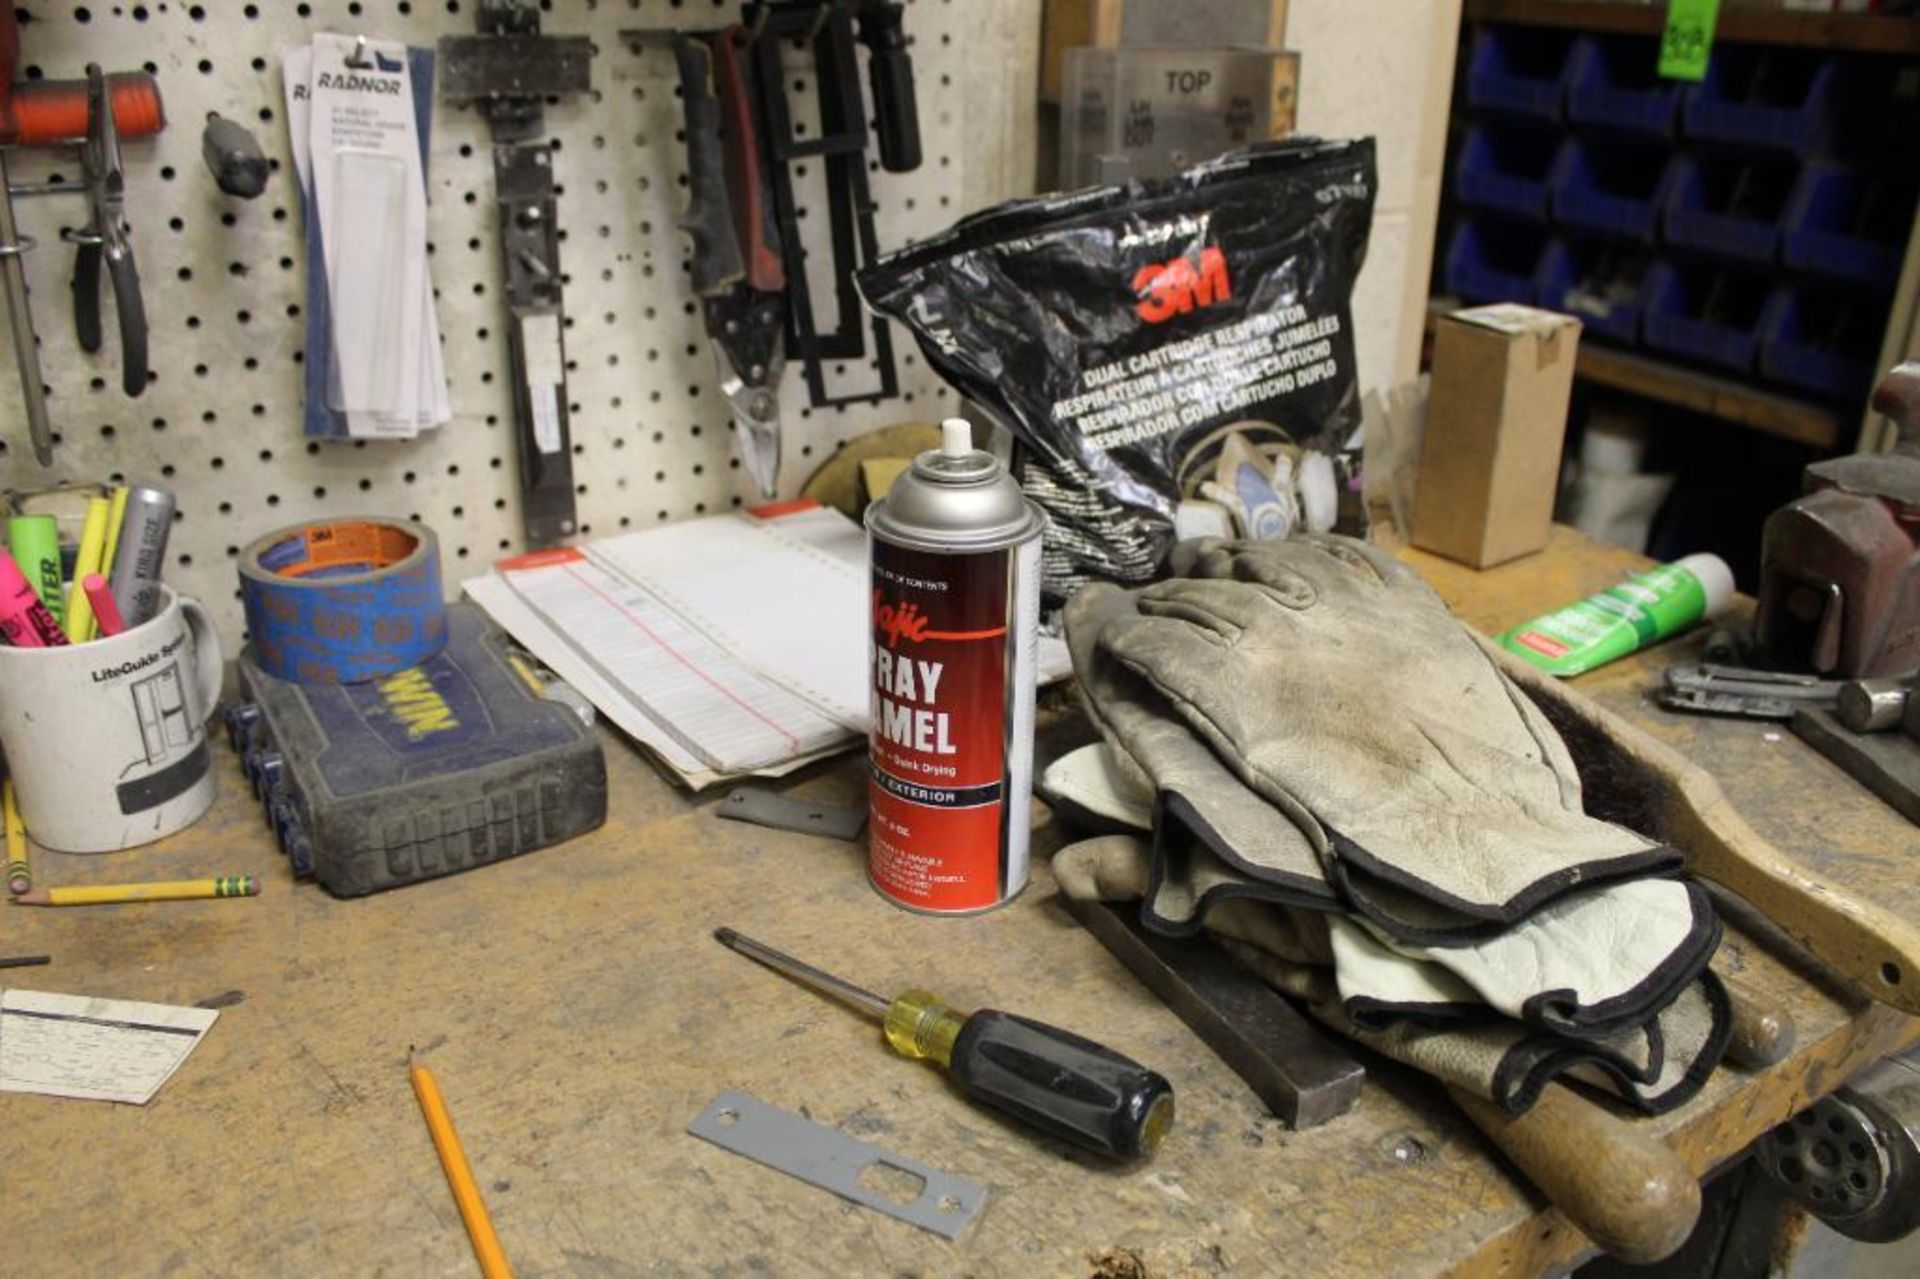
left=63, top=62, right=148, bottom=397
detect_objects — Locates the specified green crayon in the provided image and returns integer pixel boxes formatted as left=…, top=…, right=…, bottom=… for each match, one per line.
left=6, top=514, right=63, bottom=627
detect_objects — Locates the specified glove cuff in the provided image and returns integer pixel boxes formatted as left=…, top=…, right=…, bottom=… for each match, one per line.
left=1141, top=785, right=1342, bottom=936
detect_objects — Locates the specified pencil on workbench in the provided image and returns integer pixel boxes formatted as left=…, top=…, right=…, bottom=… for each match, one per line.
left=411, top=1055, right=513, bottom=1279
left=4, top=780, right=27, bottom=894
left=11, top=876, right=257, bottom=906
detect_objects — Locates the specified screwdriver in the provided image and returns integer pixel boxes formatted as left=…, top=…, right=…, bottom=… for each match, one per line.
left=714, top=927, right=1174, bottom=1161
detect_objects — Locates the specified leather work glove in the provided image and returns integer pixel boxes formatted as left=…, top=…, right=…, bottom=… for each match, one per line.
left=1044, top=741, right=1719, bottom=1037
left=1055, top=836, right=1730, bottom=1116
left=1064, top=579, right=1342, bottom=930
left=1095, top=534, right=1682, bottom=943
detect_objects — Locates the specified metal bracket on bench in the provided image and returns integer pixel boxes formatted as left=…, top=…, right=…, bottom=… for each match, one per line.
left=688, top=1091, right=986, bottom=1239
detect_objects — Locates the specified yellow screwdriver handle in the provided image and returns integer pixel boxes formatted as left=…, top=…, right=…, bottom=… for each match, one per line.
left=882, top=990, right=969, bottom=1068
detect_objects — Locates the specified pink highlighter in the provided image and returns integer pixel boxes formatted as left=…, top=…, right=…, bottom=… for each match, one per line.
left=81, top=574, right=127, bottom=638
left=0, top=548, right=68, bottom=647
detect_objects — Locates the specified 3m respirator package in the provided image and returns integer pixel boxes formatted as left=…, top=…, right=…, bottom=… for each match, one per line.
left=860, top=138, right=1377, bottom=598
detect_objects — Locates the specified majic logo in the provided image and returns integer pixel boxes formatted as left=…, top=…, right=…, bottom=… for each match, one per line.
left=873, top=591, right=931, bottom=648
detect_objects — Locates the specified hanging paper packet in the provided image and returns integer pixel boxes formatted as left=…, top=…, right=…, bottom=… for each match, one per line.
left=282, top=36, right=450, bottom=439
left=859, top=139, right=1376, bottom=600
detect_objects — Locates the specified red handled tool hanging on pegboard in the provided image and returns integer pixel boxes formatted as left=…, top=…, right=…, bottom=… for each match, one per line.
left=0, top=0, right=163, bottom=464
left=625, top=1, right=921, bottom=498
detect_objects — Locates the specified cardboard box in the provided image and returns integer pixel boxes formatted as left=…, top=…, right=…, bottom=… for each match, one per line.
left=1411, top=305, right=1582, bottom=569
left=1041, top=0, right=1289, bottom=102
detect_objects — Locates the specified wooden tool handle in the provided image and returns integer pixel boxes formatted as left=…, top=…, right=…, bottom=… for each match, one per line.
left=1491, top=647, right=1920, bottom=1019
left=1452, top=1084, right=1700, bottom=1265
left=1667, top=787, right=1920, bottom=1016
left=1721, top=975, right=1796, bottom=1070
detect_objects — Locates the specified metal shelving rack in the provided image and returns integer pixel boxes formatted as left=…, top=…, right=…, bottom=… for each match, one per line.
left=1446, top=0, right=1920, bottom=453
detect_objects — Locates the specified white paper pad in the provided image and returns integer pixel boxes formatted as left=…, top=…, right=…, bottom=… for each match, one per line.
left=462, top=574, right=855, bottom=790
left=587, top=509, right=871, bottom=728
left=498, top=549, right=850, bottom=773
left=0, top=990, right=219, bottom=1105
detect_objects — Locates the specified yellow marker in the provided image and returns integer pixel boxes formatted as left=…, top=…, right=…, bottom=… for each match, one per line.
left=63, top=495, right=112, bottom=642
left=99, top=485, right=130, bottom=585
left=4, top=781, right=28, bottom=895
left=10, top=876, right=257, bottom=906
left=411, top=1058, right=513, bottom=1279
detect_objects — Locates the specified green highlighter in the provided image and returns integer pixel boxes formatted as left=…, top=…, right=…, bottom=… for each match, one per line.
left=6, top=515, right=63, bottom=627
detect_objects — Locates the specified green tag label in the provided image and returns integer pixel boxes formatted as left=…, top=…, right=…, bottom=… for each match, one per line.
left=1659, top=0, right=1721, bottom=83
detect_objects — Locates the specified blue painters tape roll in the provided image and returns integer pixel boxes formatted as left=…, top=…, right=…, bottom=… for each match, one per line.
left=238, top=518, right=448, bottom=685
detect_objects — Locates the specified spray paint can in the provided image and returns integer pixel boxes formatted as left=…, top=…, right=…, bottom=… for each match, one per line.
left=865, top=419, right=1047, bottom=914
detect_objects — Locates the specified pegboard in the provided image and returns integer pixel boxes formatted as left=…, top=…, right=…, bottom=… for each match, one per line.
left=0, top=0, right=1008, bottom=656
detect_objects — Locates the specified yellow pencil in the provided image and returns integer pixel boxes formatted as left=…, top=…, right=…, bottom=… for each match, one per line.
left=3, top=781, right=28, bottom=894
left=411, top=1058, right=513, bottom=1279
left=99, top=485, right=130, bottom=584
left=63, top=495, right=112, bottom=642
left=10, top=876, right=258, bottom=906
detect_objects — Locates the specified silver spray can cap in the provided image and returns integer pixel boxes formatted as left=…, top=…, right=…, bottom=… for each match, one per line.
left=865, top=418, right=1046, bottom=552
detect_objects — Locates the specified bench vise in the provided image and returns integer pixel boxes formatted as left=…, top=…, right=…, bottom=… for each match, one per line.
left=1756, top=362, right=1920, bottom=680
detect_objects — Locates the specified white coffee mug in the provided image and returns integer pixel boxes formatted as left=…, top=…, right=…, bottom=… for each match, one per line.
left=0, top=587, right=223, bottom=852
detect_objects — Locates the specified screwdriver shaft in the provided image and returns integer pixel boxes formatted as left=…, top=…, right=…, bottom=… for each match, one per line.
left=714, top=927, right=892, bottom=1020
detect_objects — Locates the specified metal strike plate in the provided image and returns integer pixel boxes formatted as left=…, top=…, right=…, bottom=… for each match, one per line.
left=688, top=1092, right=986, bottom=1239
left=717, top=788, right=867, bottom=842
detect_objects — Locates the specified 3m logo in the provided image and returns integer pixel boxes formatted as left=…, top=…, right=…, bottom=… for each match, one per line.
left=1132, top=247, right=1231, bottom=324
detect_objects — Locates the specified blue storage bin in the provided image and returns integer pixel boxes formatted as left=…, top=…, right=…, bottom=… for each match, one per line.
left=1550, top=138, right=1680, bottom=242
left=1536, top=238, right=1651, bottom=344
left=1454, top=123, right=1566, bottom=220
left=1465, top=24, right=1577, bottom=121
left=1782, top=165, right=1918, bottom=288
left=1566, top=35, right=1681, bottom=137
left=1682, top=47, right=1836, bottom=157
left=1760, top=285, right=1887, bottom=399
left=1643, top=260, right=1771, bottom=372
left=1663, top=155, right=1795, bottom=265
left=1444, top=217, right=1550, bottom=305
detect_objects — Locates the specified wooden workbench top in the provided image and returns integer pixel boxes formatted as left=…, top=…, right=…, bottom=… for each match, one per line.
left=5, top=526, right=1914, bottom=1277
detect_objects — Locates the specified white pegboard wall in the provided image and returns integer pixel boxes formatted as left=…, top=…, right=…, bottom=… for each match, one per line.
left=0, top=0, right=1000, bottom=655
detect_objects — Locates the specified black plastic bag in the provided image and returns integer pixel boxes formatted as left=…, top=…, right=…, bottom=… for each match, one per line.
left=859, top=138, right=1377, bottom=598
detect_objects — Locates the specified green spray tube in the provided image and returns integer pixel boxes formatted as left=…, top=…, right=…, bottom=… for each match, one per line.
left=1499, top=553, right=1734, bottom=677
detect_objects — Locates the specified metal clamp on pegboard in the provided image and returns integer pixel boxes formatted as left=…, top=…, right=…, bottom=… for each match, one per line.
left=439, top=2, right=595, bottom=547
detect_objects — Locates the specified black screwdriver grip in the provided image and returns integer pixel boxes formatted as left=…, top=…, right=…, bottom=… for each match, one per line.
left=858, top=4, right=921, bottom=173
left=868, top=50, right=920, bottom=173
left=202, top=113, right=271, bottom=199
left=948, top=1009, right=1173, bottom=1161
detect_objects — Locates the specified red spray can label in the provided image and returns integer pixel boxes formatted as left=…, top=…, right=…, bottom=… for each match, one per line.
left=865, top=421, right=1045, bottom=914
